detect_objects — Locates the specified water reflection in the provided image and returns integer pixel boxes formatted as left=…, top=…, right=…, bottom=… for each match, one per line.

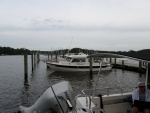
left=0, top=55, right=146, bottom=113
left=21, top=75, right=30, bottom=105
left=47, top=69, right=145, bottom=96
left=46, top=70, right=115, bottom=95
left=46, top=71, right=95, bottom=94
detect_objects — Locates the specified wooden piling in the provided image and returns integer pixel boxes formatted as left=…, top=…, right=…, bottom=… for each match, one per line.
left=110, top=58, right=112, bottom=63
left=55, top=51, right=58, bottom=62
left=38, top=54, right=39, bottom=61
left=37, top=54, right=40, bottom=63
left=139, top=61, right=142, bottom=71
left=106, top=58, right=108, bottom=61
left=48, top=53, right=49, bottom=60
left=114, top=58, right=116, bottom=64
left=122, top=60, right=125, bottom=69
left=113, top=58, right=116, bottom=68
left=24, top=53, right=28, bottom=79
left=34, top=51, right=36, bottom=67
left=31, top=51, right=34, bottom=71
left=51, top=51, right=53, bottom=60
left=143, top=62, right=146, bottom=66
left=63, top=49, right=65, bottom=58
left=147, top=63, right=150, bottom=89
left=89, top=58, right=93, bottom=75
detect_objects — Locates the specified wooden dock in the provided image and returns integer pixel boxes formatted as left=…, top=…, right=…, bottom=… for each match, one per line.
left=108, top=58, right=146, bottom=73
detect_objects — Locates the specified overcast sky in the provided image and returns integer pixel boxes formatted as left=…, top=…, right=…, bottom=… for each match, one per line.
left=0, top=0, right=150, bottom=51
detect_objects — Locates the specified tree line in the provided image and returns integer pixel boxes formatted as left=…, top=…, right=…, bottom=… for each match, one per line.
left=65, top=48, right=150, bottom=61
left=1, top=46, right=150, bottom=61
left=0, top=46, right=31, bottom=55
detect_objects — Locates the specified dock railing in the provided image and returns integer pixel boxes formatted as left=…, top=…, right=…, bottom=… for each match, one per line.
left=105, top=58, right=146, bottom=72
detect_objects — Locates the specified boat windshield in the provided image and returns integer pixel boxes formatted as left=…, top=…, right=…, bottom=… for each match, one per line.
left=66, top=57, right=72, bottom=62
left=72, top=59, right=85, bottom=62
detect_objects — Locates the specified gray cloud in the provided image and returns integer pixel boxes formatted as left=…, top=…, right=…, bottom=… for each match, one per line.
left=1, top=0, right=150, bottom=51
left=1, top=23, right=150, bottom=33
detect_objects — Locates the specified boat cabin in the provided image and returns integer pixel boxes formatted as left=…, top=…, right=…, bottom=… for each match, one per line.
left=64, top=53, right=89, bottom=63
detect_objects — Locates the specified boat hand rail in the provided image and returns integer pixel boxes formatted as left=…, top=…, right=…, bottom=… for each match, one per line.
left=82, top=86, right=133, bottom=96
left=73, top=94, right=106, bottom=113
left=73, top=93, right=106, bottom=113
left=72, top=93, right=92, bottom=110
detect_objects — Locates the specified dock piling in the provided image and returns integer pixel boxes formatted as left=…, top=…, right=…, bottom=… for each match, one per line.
left=89, top=58, right=93, bottom=75
left=48, top=53, right=49, bottom=60
left=51, top=51, right=53, bottom=60
left=37, top=54, right=40, bottom=63
left=63, top=49, right=65, bottom=58
left=24, top=53, right=28, bottom=80
left=147, top=63, right=150, bottom=89
left=34, top=51, right=36, bottom=67
left=55, top=51, right=58, bottom=62
left=139, top=61, right=142, bottom=71
left=110, top=58, right=112, bottom=63
left=31, top=51, right=34, bottom=71
left=114, top=58, right=116, bottom=67
left=122, top=60, right=125, bottom=69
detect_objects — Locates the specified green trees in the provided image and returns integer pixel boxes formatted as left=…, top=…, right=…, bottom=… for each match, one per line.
left=0, top=46, right=31, bottom=55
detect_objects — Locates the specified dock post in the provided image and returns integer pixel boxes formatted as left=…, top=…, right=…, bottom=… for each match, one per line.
left=106, top=58, right=108, bottom=62
left=89, top=58, right=93, bottom=75
left=51, top=51, right=52, bottom=61
left=146, top=63, right=150, bottom=89
left=37, top=54, right=40, bottom=63
left=39, top=54, right=40, bottom=62
left=34, top=51, right=36, bottom=67
left=31, top=51, right=34, bottom=71
left=110, top=58, right=112, bottom=63
left=55, top=51, right=58, bottom=62
left=63, top=49, right=65, bottom=58
left=114, top=58, right=116, bottom=67
left=48, top=53, right=49, bottom=60
left=143, top=62, right=146, bottom=66
left=148, top=63, right=150, bottom=89
left=24, top=52, right=28, bottom=80
left=139, top=61, right=142, bottom=72
left=122, top=60, right=124, bottom=69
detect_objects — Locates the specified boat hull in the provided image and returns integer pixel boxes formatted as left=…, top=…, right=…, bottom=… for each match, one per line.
left=47, top=62, right=112, bottom=72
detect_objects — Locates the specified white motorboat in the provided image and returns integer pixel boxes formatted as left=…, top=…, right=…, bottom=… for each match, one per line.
left=19, top=53, right=150, bottom=113
left=46, top=52, right=112, bottom=72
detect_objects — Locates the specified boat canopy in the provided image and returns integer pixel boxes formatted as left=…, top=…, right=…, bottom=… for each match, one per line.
left=67, top=55, right=88, bottom=59
left=88, top=53, right=150, bottom=89
left=88, top=53, right=150, bottom=63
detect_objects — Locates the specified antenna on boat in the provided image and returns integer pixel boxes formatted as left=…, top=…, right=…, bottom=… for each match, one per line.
left=68, top=37, right=73, bottom=54
left=92, top=58, right=104, bottom=97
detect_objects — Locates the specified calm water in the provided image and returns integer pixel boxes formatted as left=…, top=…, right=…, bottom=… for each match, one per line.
left=0, top=55, right=146, bottom=113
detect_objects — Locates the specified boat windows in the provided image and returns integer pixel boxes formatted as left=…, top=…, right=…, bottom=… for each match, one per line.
left=72, top=59, right=80, bottom=62
left=66, top=57, right=72, bottom=62
left=80, top=59, right=85, bottom=62
left=72, top=59, right=85, bottom=62
left=72, top=59, right=77, bottom=62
